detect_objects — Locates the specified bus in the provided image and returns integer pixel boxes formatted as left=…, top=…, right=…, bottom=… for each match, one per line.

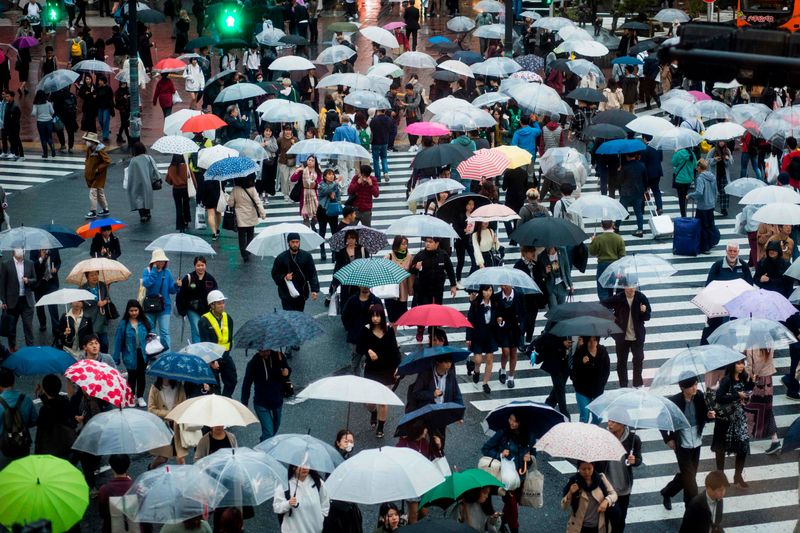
left=736, top=0, right=800, bottom=31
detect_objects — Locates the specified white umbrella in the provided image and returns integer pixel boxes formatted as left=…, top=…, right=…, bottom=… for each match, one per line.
left=474, top=0, right=505, bottom=12
left=367, top=62, right=403, bottom=78
left=533, top=16, right=574, bottom=30
left=35, top=288, right=96, bottom=307
left=268, top=55, right=316, bottom=72
left=431, top=108, right=496, bottom=131
left=407, top=178, right=465, bottom=203
left=344, top=90, right=392, bottom=110
left=386, top=215, right=460, bottom=239
left=359, top=26, right=400, bottom=49
left=394, top=51, right=438, bottom=69
left=704, top=122, right=746, bottom=141
left=425, top=96, right=474, bottom=115
left=438, top=59, right=475, bottom=78
left=256, top=25, right=286, bottom=46
left=163, top=109, right=201, bottom=136
left=72, top=59, right=114, bottom=73
left=287, top=138, right=332, bottom=155
left=325, top=447, right=445, bottom=504
left=72, top=408, right=173, bottom=455
left=472, top=91, right=510, bottom=108
left=740, top=185, right=800, bottom=205
left=145, top=233, right=217, bottom=255
left=248, top=222, right=325, bottom=257
left=557, top=39, right=609, bottom=57
left=660, top=97, right=692, bottom=117
left=166, top=395, right=258, bottom=427
left=558, top=26, right=592, bottom=41
left=470, top=57, right=522, bottom=78
left=713, top=80, right=741, bottom=90
left=446, top=16, right=476, bottom=32
left=726, top=178, right=765, bottom=197
left=752, top=203, right=800, bottom=225
left=152, top=135, right=200, bottom=155
left=297, top=375, right=404, bottom=406
left=506, top=83, right=563, bottom=116
left=662, top=88, right=697, bottom=102
left=519, top=10, right=542, bottom=20
left=681, top=100, right=733, bottom=121
left=537, top=422, right=626, bottom=462
left=314, top=45, right=357, bottom=65
left=473, top=24, right=515, bottom=40
left=318, top=73, right=392, bottom=92
left=214, top=83, right=266, bottom=104
left=224, top=138, right=269, bottom=161
left=626, top=116, right=674, bottom=137
left=690, top=279, right=757, bottom=318
left=324, top=141, right=371, bottom=159
left=198, top=145, right=238, bottom=169
left=258, top=100, right=319, bottom=125
left=648, top=127, right=703, bottom=151
left=567, top=194, right=628, bottom=220
left=654, top=8, right=690, bottom=23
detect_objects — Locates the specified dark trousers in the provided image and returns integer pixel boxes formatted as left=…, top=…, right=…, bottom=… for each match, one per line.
left=33, top=285, right=59, bottom=333
left=127, top=349, right=147, bottom=398
left=172, top=187, right=191, bottom=231
left=76, top=3, right=88, bottom=27
left=309, top=17, right=318, bottom=43
left=522, top=296, right=539, bottom=343
left=219, top=352, right=237, bottom=398
left=545, top=369, right=569, bottom=418
left=280, top=296, right=306, bottom=312
left=36, top=121, right=55, bottom=156
left=615, top=338, right=644, bottom=388
left=647, top=177, right=663, bottom=211
left=237, top=226, right=254, bottom=260
left=784, top=342, right=800, bottom=395
left=454, top=238, right=476, bottom=280
left=406, top=28, right=418, bottom=51
left=7, top=299, right=34, bottom=348
left=80, top=451, right=100, bottom=488
left=613, top=493, right=631, bottom=532
left=617, top=195, right=643, bottom=232
left=596, top=261, right=613, bottom=302
left=696, top=208, right=718, bottom=253
left=98, top=0, right=111, bottom=15
left=716, top=450, right=746, bottom=479
left=675, top=183, right=690, bottom=218
left=662, top=445, right=701, bottom=504
left=4, top=129, right=23, bottom=157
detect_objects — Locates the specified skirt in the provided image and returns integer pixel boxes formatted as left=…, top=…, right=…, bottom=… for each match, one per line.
left=744, top=375, right=778, bottom=439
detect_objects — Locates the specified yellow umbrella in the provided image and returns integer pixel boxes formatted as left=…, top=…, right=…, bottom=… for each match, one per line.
left=491, top=145, right=532, bottom=169
left=65, top=257, right=131, bottom=285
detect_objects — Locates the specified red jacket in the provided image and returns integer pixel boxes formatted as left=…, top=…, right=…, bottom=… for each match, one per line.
left=781, top=149, right=800, bottom=188
left=347, top=175, right=380, bottom=212
left=152, top=77, right=176, bottom=109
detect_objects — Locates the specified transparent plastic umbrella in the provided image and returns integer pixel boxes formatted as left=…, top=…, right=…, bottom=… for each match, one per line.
left=648, top=127, right=703, bottom=151
left=323, top=141, right=371, bottom=159
left=178, top=342, right=225, bottom=363
left=597, top=254, right=677, bottom=288
left=268, top=55, right=316, bottom=71
left=386, top=215, right=460, bottom=239
left=519, top=10, right=542, bottom=20
left=760, top=118, right=800, bottom=143
left=287, top=138, right=332, bottom=156
left=37, top=69, right=80, bottom=93
left=690, top=279, right=757, bottom=318
left=533, top=16, right=574, bottom=30
left=367, top=62, right=403, bottom=78
left=539, top=147, right=589, bottom=177
left=394, top=51, right=439, bottom=69
left=470, top=57, right=521, bottom=78
left=556, top=39, right=609, bottom=57
left=472, top=91, right=510, bottom=108
left=426, top=96, right=474, bottom=115
left=258, top=100, right=319, bottom=125
left=739, top=185, right=800, bottom=205
left=359, top=26, right=400, bottom=48
left=194, top=447, right=288, bottom=507
left=71, top=408, right=173, bottom=455
left=473, top=24, right=516, bottom=40
left=681, top=100, right=733, bottom=120
left=726, top=178, right=765, bottom=198
left=707, top=317, right=797, bottom=351
left=587, top=388, right=691, bottom=431
left=731, top=103, right=772, bottom=125
left=565, top=59, right=605, bottom=84
left=317, top=73, right=392, bottom=92
left=650, top=345, right=750, bottom=389
left=314, top=44, right=356, bottom=65
left=122, top=464, right=226, bottom=524
left=660, top=97, right=692, bottom=117
left=724, top=288, right=798, bottom=321
left=197, top=145, right=238, bottom=169
left=462, top=267, right=541, bottom=294
left=247, top=222, right=325, bottom=257
left=224, top=138, right=269, bottom=161
left=438, top=60, right=475, bottom=78
left=653, top=8, right=691, bottom=23
left=431, top=108, right=496, bottom=131
left=407, top=178, right=465, bottom=203
left=344, top=90, right=392, bottom=109
left=505, top=83, right=563, bottom=115
left=214, top=83, right=266, bottom=104
left=474, top=0, right=505, bottom=12
left=447, top=16, right=476, bottom=32
left=567, top=194, right=628, bottom=220
left=0, top=227, right=62, bottom=251
left=662, top=88, right=697, bottom=102
left=255, top=434, right=343, bottom=474
left=558, top=26, right=593, bottom=41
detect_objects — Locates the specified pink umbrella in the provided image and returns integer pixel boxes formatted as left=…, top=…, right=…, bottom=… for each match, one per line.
left=510, top=70, right=542, bottom=83
left=468, top=204, right=520, bottom=222
left=456, top=149, right=510, bottom=180
left=537, top=422, right=627, bottom=462
left=406, top=121, right=450, bottom=136
left=383, top=21, right=406, bottom=30
left=688, top=90, right=711, bottom=101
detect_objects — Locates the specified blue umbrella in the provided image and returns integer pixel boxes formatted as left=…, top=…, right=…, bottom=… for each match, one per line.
left=234, top=311, right=325, bottom=351
left=781, top=415, right=800, bottom=453
left=86, top=217, right=127, bottom=231
left=146, top=352, right=217, bottom=384
left=428, top=36, right=452, bottom=45
left=515, top=54, right=544, bottom=72
left=611, top=56, right=643, bottom=65
left=594, top=138, right=647, bottom=155
left=38, top=224, right=84, bottom=248
left=482, top=400, right=568, bottom=440
left=205, top=157, right=260, bottom=181
left=452, top=51, right=483, bottom=65
left=2, top=347, right=77, bottom=375
left=395, top=402, right=466, bottom=437
left=398, top=346, right=471, bottom=376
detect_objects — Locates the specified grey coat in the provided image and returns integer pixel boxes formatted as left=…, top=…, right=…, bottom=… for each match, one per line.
left=706, top=146, right=733, bottom=183
left=126, top=154, right=161, bottom=211
left=689, top=170, right=718, bottom=210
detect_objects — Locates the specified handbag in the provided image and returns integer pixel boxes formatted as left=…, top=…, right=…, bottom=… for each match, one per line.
left=705, top=388, right=737, bottom=420
left=142, top=275, right=166, bottom=314
left=477, top=456, right=502, bottom=481
left=178, top=424, right=202, bottom=448
left=172, top=91, right=182, bottom=104
left=289, top=179, right=303, bottom=203
left=145, top=333, right=165, bottom=356
left=151, top=178, right=163, bottom=191
left=187, top=169, right=197, bottom=199
left=326, top=200, right=344, bottom=217
left=216, top=184, right=228, bottom=214
left=283, top=378, right=295, bottom=398
left=105, top=301, right=120, bottom=320
left=222, top=206, right=237, bottom=231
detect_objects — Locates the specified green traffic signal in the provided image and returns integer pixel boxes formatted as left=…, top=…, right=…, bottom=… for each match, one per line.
left=46, top=3, right=59, bottom=21
left=219, top=4, right=239, bottom=34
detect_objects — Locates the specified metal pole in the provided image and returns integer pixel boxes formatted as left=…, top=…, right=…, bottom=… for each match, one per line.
left=504, top=0, right=513, bottom=56
left=706, top=0, right=714, bottom=22
left=549, top=0, right=554, bottom=17
left=128, top=0, right=141, bottom=149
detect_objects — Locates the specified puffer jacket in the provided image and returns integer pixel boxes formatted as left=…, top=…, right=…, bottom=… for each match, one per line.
left=671, top=148, right=697, bottom=185
left=539, top=121, right=563, bottom=156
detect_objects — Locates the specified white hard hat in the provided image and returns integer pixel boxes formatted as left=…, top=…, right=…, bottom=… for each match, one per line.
left=207, top=290, right=226, bottom=305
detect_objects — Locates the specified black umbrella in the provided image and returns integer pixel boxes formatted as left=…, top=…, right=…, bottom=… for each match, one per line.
left=394, top=402, right=466, bottom=438
left=257, top=81, right=283, bottom=95
left=433, top=41, right=461, bottom=53
left=435, top=193, right=491, bottom=224
left=510, top=217, right=589, bottom=248
left=545, top=301, right=615, bottom=322
left=548, top=58, right=571, bottom=73
left=185, top=36, right=216, bottom=51
left=216, top=38, right=250, bottom=50
left=620, top=20, right=650, bottom=31
left=411, top=144, right=473, bottom=170
left=628, top=39, right=661, bottom=56
left=137, top=8, right=166, bottom=23
left=433, top=70, right=459, bottom=82
left=549, top=316, right=622, bottom=337
left=583, top=123, right=627, bottom=139
left=566, top=87, right=607, bottom=103
left=280, top=34, right=309, bottom=46
left=594, top=109, right=637, bottom=128
left=400, top=519, right=474, bottom=533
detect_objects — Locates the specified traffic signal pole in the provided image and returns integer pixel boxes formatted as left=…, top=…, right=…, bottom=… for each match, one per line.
left=504, top=0, right=514, bottom=55
left=128, top=0, right=141, bottom=150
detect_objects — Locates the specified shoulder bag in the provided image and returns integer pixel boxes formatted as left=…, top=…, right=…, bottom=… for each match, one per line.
left=221, top=205, right=237, bottom=231
left=142, top=273, right=166, bottom=314
left=289, top=177, right=303, bottom=203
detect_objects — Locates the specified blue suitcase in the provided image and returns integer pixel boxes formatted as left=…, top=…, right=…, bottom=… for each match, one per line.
left=672, top=217, right=701, bottom=256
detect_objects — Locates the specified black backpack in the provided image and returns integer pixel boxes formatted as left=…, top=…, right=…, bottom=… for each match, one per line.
left=788, top=156, right=800, bottom=182
left=324, top=109, right=340, bottom=140
left=0, top=394, right=32, bottom=459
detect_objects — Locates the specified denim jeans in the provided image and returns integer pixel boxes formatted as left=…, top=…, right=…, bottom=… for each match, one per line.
left=575, top=392, right=600, bottom=424
left=617, top=195, right=644, bottom=232
left=740, top=151, right=763, bottom=181
left=187, top=310, right=201, bottom=344
left=36, top=120, right=54, bottom=155
left=146, top=310, right=171, bottom=351
left=254, top=405, right=282, bottom=442
left=97, top=108, right=111, bottom=140
left=372, top=144, right=389, bottom=179
left=596, top=261, right=613, bottom=302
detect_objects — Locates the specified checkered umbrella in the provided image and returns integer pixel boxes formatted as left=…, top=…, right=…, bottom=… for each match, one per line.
left=328, top=224, right=388, bottom=254
left=333, top=258, right=410, bottom=288
left=205, top=157, right=259, bottom=181
left=456, top=149, right=510, bottom=180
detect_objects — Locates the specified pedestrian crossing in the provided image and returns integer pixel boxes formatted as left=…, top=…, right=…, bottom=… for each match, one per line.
left=261, top=148, right=800, bottom=531
left=0, top=155, right=85, bottom=193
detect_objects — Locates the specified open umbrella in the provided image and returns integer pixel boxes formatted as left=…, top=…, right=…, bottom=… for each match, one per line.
left=650, top=345, right=751, bottom=389
left=690, top=279, right=757, bottom=318
left=257, top=100, right=320, bottom=124
left=475, top=0, right=505, bottom=11
left=185, top=36, right=216, bottom=50
left=752, top=203, right=800, bottom=225
left=386, top=215, right=460, bottom=240
left=360, top=26, right=400, bottom=48
left=683, top=100, right=733, bottom=121
left=72, top=59, right=114, bottom=73
left=35, top=288, right=96, bottom=307
left=739, top=185, right=800, bottom=205
left=146, top=352, right=217, bottom=384
left=470, top=56, right=521, bottom=77
left=461, top=267, right=541, bottom=294
left=198, top=144, right=238, bottom=168
left=704, top=122, right=746, bottom=141
left=38, top=69, right=80, bottom=92
left=588, top=388, right=690, bottom=431
left=453, top=50, right=484, bottom=65
left=297, top=375, right=404, bottom=406
left=438, top=59, right=475, bottom=78
left=221, top=138, right=267, bottom=162
left=195, top=447, right=288, bottom=507
left=76, top=217, right=127, bottom=239
left=723, top=288, right=797, bottom=321
left=490, top=145, right=531, bottom=169
left=659, top=97, right=693, bottom=118
left=205, top=157, right=260, bottom=181
left=566, top=59, right=606, bottom=83
left=594, top=109, right=637, bottom=128
left=545, top=301, right=615, bottom=322
left=483, top=399, right=568, bottom=440
left=411, top=143, right=472, bottom=169
left=318, top=73, right=392, bottom=92
left=405, top=122, right=451, bottom=137
left=167, top=395, right=258, bottom=427
left=583, top=123, right=627, bottom=139
left=707, top=317, right=797, bottom=351
left=234, top=310, right=324, bottom=351
left=37, top=223, right=83, bottom=248
left=178, top=342, right=226, bottom=363
left=314, top=44, right=357, bottom=65
left=432, top=108, right=496, bottom=131
left=65, top=257, right=130, bottom=285
left=247, top=222, right=325, bottom=257
left=137, top=8, right=166, bottom=22
left=328, top=224, right=388, bottom=254
left=557, top=39, right=609, bottom=57
left=456, top=149, right=510, bottom=180
left=597, top=254, right=677, bottom=288
left=255, top=434, right=343, bottom=473
left=648, top=127, right=703, bottom=150
left=726, top=178, right=765, bottom=197
left=395, top=304, right=471, bottom=328
left=334, top=258, right=410, bottom=288
left=154, top=58, right=187, bottom=73
left=397, top=346, right=471, bottom=376
left=446, top=16, right=476, bottom=32
left=611, top=56, right=643, bottom=66
left=510, top=217, right=589, bottom=247
left=0, top=226, right=62, bottom=251
left=146, top=233, right=216, bottom=255
left=394, top=51, right=439, bottom=69
left=1, top=346, right=77, bottom=375
left=0, top=455, right=88, bottom=533
left=71, top=407, right=173, bottom=455
left=565, top=87, right=606, bottom=103
left=325, top=447, right=445, bottom=504
left=434, top=193, right=491, bottom=223
left=654, top=8, right=691, bottom=22
left=549, top=316, right=622, bottom=338
left=344, top=90, right=392, bottom=109
left=426, top=96, right=474, bottom=115
left=595, top=138, right=647, bottom=155
left=152, top=135, right=201, bottom=155
left=65, top=359, right=134, bottom=408
left=419, top=469, right=503, bottom=509
left=567, top=194, right=628, bottom=220
left=214, top=83, right=267, bottom=103
left=181, top=113, right=227, bottom=133
left=626, top=115, right=674, bottom=137
left=468, top=204, right=519, bottom=222
left=367, top=62, right=404, bottom=78
left=537, top=422, right=627, bottom=462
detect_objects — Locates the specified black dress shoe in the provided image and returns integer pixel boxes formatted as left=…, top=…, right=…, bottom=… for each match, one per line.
left=661, top=492, right=672, bottom=511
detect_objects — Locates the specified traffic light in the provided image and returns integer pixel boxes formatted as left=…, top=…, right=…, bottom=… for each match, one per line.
left=219, top=4, right=240, bottom=34
left=45, top=1, right=60, bottom=23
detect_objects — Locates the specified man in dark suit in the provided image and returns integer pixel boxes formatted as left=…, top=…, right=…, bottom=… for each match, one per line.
left=0, top=249, right=37, bottom=351
left=402, top=0, right=420, bottom=51
left=406, top=352, right=464, bottom=451
left=30, top=248, right=60, bottom=335
left=679, top=470, right=728, bottom=533
left=604, top=285, right=651, bottom=388
left=661, top=377, right=716, bottom=510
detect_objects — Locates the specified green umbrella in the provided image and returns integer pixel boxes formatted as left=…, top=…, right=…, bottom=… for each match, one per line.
left=333, top=258, right=410, bottom=288
left=0, top=455, right=89, bottom=532
left=280, top=34, right=309, bottom=46
left=327, top=21, right=359, bottom=33
left=419, top=469, right=503, bottom=509
left=185, top=36, right=216, bottom=51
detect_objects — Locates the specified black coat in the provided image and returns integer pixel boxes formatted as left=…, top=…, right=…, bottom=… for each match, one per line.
left=341, top=293, right=382, bottom=344
left=754, top=256, right=793, bottom=297
left=410, top=248, right=456, bottom=295
left=89, top=233, right=121, bottom=259
left=34, top=394, right=76, bottom=458
left=705, top=258, right=753, bottom=286
left=270, top=249, right=320, bottom=301
left=175, top=271, right=218, bottom=317
left=619, top=159, right=647, bottom=198
left=513, top=258, right=547, bottom=310
left=403, top=5, right=420, bottom=29
left=502, top=167, right=528, bottom=212
left=535, top=332, right=570, bottom=376
left=0, top=259, right=36, bottom=308
left=55, top=314, right=93, bottom=350
left=604, top=291, right=651, bottom=344
left=407, top=366, right=463, bottom=413
left=493, top=289, right=525, bottom=335
left=679, top=492, right=724, bottom=533
left=570, top=344, right=610, bottom=398
left=30, top=249, right=60, bottom=292
left=662, top=390, right=713, bottom=446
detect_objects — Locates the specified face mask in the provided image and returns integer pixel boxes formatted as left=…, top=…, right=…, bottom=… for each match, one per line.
left=344, top=443, right=354, bottom=453
left=549, top=253, right=557, bottom=261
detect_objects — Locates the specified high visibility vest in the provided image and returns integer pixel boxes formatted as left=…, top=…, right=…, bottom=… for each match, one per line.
left=203, top=311, right=230, bottom=351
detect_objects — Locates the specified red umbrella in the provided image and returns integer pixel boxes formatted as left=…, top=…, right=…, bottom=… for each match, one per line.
left=154, top=57, right=187, bottom=73
left=687, top=90, right=711, bottom=102
left=456, top=149, right=510, bottom=180
left=181, top=113, right=227, bottom=133
left=65, top=359, right=134, bottom=408
left=75, top=217, right=127, bottom=239
left=395, top=304, right=472, bottom=328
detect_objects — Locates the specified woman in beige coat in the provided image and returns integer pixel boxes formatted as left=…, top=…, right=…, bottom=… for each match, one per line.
left=147, top=378, right=188, bottom=469
left=194, top=426, right=238, bottom=461
left=227, top=176, right=267, bottom=262
left=561, top=461, right=617, bottom=533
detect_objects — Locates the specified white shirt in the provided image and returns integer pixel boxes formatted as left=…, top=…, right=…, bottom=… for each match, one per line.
left=184, top=63, right=205, bottom=92
left=273, top=477, right=330, bottom=533
left=433, top=371, right=447, bottom=404
left=13, top=257, right=25, bottom=296
left=244, top=50, right=261, bottom=71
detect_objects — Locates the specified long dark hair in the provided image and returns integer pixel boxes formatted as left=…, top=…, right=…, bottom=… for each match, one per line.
left=33, top=89, right=48, bottom=105
left=461, top=487, right=495, bottom=516
left=368, top=304, right=387, bottom=331
left=169, top=154, right=184, bottom=168
left=288, top=465, right=322, bottom=489
left=123, top=299, right=151, bottom=331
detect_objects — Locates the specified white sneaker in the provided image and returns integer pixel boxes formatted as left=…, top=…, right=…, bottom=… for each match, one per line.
left=136, top=397, right=147, bottom=408
left=456, top=281, right=464, bottom=290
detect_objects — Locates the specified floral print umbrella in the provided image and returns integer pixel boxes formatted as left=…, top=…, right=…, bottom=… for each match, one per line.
left=65, top=359, right=134, bottom=408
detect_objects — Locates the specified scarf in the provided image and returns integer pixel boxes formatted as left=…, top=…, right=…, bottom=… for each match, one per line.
left=394, top=249, right=407, bottom=260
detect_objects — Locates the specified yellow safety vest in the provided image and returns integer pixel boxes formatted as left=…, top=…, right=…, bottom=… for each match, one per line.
left=203, top=311, right=230, bottom=351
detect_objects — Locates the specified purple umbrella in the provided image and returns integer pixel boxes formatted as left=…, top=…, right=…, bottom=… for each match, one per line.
left=723, top=289, right=797, bottom=321
left=12, top=36, right=39, bottom=49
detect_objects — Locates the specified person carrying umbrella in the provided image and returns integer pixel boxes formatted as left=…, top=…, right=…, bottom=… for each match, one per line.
left=711, top=360, right=755, bottom=489
left=600, top=418, right=642, bottom=532
left=561, top=461, right=618, bottom=533
left=273, top=465, right=330, bottom=533
left=755, top=240, right=793, bottom=298
left=410, top=237, right=458, bottom=342
left=0, top=248, right=36, bottom=351
left=112, top=300, right=150, bottom=408
left=33, top=374, right=76, bottom=459
left=493, top=284, right=525, bottom=389
left=82, top=131, right=111, bottom=219
left=374, top=502, right=402, bottom=531
left=89, top=226, right=122, bottom=259
left=589, top=220, right=626, bottom=302
left=142, top=249, right=181, bottom=352
left=534, top=332, right=573, bottom=419
left=97, top=454, right=133, bottom=533
left=193, top=425, right=238, bottom=461
left=538, top=246, right=574, bottom=309
left=31, top=248, right=61, bottom=336
left=514, top=246, right=547, bottom=346
left=198, top=290, right=237, bottom=397
left=271, top=232, right=320, bottom=316
left=176, top=255, right=218, bottom=344
left=322, top=430, right=363, bottom=533
left=147, top=377, right=189, bottom=470
left=604, top=285, right=650, bottom=389
left=397, top=419, right=444, bottom=524
left=55, top=300, right=93, bottom=358
left=357, top=304, right=401, bottom=438
left=80, top=270, right=112, bottom=353
left=616, top=152, right=647, bottom=238
left=570, top=336, right=610, bottom=424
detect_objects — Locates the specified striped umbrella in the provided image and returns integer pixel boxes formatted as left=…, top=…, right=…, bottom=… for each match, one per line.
left=456, top=149, right=510, bottom=180
left=333, top=258, right=410, bottom=288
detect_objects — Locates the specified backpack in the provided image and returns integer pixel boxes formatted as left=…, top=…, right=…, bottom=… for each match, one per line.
left=788, top=155, right=800, bottom=182
left=358, top=128, right=370, bottom=150
left=0, top=394, right=32, bottom=459
left=70, top=38, right=82, bottom=57
left=324, top=109, right=340, bottom=140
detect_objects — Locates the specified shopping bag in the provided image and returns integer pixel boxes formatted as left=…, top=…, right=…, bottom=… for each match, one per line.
left=194, top=206, right=207, bottom=230
left=372, top=284, right=400, bottom=300
left=519, top=459, right=544, bottom=508
left=145, top=334, right=165, bottom=356
left=765, top=154, right=779, bottom=184
left=432, top=456, right=452, bottom=478
left=477, top=456, right=502, bottom=481
left=285, top=279, right=301, bottom=299
left=500, top=457, right=521, bottom=491
left=187, top=173, right=197, bottom=199
left=172, top=91, right=182, bottom=104
left=122, top=167, right=129, bottom=190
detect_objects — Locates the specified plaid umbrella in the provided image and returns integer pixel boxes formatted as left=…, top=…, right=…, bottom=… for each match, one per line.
left=515, top=54, right=545, bottom=71
left=65, top=359, right=135, bottom=408
left=205, top=157, right=260, bottom=181
left=455, top=149, right=510, bottom=180
left=234, top=311, right=324, bottom=351
left=328, top=224, right=388, bottom=254
left=333, top=258, right=410, bottom=288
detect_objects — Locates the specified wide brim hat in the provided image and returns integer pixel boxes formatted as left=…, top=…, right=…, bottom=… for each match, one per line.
left=82, top=132, right=101, bottom=143
left=149, top=248, right=170, bottom=264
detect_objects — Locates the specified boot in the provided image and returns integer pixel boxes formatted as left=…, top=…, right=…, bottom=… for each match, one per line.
left=320, top=243, right=326, bottom=261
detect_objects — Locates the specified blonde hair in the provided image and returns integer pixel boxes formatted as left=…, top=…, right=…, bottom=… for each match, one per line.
left=526, top=188, right=540, bottom=201
left=697, top=159, right=709, bottom=171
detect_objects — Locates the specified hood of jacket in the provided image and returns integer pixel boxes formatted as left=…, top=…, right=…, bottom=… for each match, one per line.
left=545, top=121, right=561, bottom=131
left=452, top=135, right=473, bottom=147
left=698, top=170, right=715, bottom=184
left=514, top=126, right=537, bottom=139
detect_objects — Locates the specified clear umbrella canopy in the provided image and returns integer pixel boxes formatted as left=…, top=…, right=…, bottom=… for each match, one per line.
left=707, top=317, right=797, bottom=351
left=597, top=254, right=677, bottom=288
left=71, top=408, right=173, bottom=455
left=194, top=447, right=288, bottom=507
left=588, top=388, right=691, bottom=431
left=650, top=345, right=754, bottom=389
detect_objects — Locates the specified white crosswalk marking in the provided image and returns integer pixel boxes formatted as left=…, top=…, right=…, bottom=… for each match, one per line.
left=0, top=155, right=85, bottom=192
left=261, top=147, right=800, bottom=529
